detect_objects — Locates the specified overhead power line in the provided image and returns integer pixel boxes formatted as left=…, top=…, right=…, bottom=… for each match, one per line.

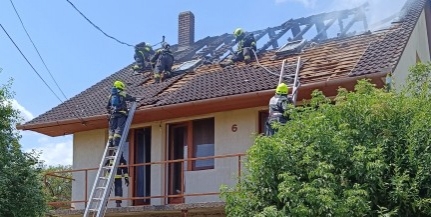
left=65, top=0, right=134, bottom=47
left=9, top=0, right=70, bottom=103
left=0, top=23, right=87, bottom=124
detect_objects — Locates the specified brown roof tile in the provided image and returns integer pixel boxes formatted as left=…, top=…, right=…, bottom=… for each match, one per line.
left=350, top=0, right=425, bottom=76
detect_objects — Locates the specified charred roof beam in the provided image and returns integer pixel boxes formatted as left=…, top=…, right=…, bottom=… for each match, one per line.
left=292, top=24, right=313, bottom=41
left=193, top=35, right=228, bottom=59
left=313, top=19, right=337, bottom=41
left=339, top=12, right=367, bottom=37
left=258, top=25, right=292, bottom=53
left=267, top=28, right=279, bottom=49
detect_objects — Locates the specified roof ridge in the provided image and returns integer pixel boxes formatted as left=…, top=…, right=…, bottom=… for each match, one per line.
left=349, top=0, right=426, bottom=76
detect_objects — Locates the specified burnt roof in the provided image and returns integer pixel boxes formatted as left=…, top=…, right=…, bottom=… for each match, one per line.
left=20, top=0, right=424, bottom=132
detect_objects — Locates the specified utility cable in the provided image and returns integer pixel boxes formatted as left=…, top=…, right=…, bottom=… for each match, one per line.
left=65, top=0, right=133, bottom=47
left=9, top=0, right=70, bottom=103
left=0, top=23, right=87, bottom=124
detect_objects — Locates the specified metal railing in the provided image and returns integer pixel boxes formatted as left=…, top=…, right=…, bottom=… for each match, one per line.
left=44, top=153, right=246, bottom=209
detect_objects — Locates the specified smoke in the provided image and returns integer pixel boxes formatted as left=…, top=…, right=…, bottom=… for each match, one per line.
left=328, top=0, right=407, bottom=30
left=278, top=0, right=408, bottom=31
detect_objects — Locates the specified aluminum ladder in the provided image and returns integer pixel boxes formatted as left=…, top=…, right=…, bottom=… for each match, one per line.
left=83, top=101, right=137, bottom=217
left=279, top=56, right=301, bottom=105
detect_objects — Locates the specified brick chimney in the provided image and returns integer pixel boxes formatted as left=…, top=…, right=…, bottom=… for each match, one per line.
left=178, top=11, right=195, bottom=49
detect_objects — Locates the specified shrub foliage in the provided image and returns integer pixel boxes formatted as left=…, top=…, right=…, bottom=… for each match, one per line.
left=223, top=63, right=431, bottom=217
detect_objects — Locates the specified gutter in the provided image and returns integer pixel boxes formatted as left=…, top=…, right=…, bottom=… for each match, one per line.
left=17, top=71, right=388, bottom=131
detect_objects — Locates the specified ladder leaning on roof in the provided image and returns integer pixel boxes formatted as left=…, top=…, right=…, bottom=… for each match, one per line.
left=279, top=56, right=301, bottom=105
left=83, top=101, right=138, bottom=217
left=250, top=49, right=301, bottom=102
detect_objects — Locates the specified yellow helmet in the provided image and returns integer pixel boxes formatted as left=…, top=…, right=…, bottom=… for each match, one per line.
left=233, top=28, right=244, bottom=37
left=113, top=80, right=125, bottom=90
left=276, top=83, right=288, bottom=95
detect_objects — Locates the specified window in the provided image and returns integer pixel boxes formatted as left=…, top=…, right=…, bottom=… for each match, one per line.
left=192, top=118, right=215, bottom=170
left=174, top=59, right=202, bottom=72
left=276, top=39, right=307, bottom=56
left=259, top=110, right=269, bottom=135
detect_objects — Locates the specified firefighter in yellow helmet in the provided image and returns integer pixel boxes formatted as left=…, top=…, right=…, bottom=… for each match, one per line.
left=151, top=42, right=174, bottom=83
left=265, top=83, right=293, bottom=136
left=133, top=42, right=155, bottom=74
left=220, top=28, right=257, bottom=68
left=106, top=80, right=137, bottom=147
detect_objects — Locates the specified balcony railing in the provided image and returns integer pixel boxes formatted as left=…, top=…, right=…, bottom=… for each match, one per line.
left=44, top=153, right=246, bottom=209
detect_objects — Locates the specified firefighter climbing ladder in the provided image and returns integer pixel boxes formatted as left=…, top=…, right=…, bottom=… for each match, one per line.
left=83, top=102, right=138, bottom=217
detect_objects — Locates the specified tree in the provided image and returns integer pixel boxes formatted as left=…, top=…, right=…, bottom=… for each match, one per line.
left=42, top=164, right=73, bottom=209
left=222, top=62, right=431, bottom=217
left=0, top=79, right=47, bottom=217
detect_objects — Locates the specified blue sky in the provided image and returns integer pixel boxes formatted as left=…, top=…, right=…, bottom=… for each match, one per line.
left=0, top=0, right=405, bottom=165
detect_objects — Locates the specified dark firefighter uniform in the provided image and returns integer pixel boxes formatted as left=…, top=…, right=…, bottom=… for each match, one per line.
left=220, top=28, right=257, bottom=67
left=133, top=42, right=155, bottom=73
left=105, top=153, right=129, bottom=207
left=106, top=81, right=136, bottom=147
left=265, top=83, right=293, bottom=136
left=151, top=43, right=174, bottom=83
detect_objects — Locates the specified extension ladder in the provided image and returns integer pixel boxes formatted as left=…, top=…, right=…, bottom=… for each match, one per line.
left=83, top=101, right=137, bottom=217
left=279, top=56, right=301, bottom=105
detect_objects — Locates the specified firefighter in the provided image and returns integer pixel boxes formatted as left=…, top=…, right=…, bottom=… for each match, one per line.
left=265, top=83, right=293, bottom=136
left=105, top=152, right=129, bottom=207
left=106, top=80, right=136, bottom=147
left=132, top=42, right=155, bottom=73
left=151, top=42, right=174, bottom=83
left=220, top=28, right=257, bottom=67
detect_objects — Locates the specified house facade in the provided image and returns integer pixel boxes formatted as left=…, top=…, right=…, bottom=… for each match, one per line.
left=17, top=0, right=431, bottom=216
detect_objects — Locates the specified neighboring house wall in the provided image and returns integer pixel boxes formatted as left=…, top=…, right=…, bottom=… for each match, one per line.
left=394, top=9, right=431, bottom=88
left=71, top=106, right=266, bottom=207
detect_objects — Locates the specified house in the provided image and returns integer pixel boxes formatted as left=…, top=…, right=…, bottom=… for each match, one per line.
left=17, top=0, right=431, bottom=216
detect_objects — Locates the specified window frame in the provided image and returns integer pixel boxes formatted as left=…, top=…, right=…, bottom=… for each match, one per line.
left=191, top=118, right=215, bottom=171
left=167, top=117, right=215, bottom=172
left=258, top=110, right=269, bottom=135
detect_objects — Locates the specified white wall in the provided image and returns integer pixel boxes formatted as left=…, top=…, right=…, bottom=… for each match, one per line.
left=184, top=107, right=260, bottom=203
left=71, top=129, right=131, bottom=209
left=393, top=9, right=431, bottom=88
left=72, top=107, right=267, bottom=207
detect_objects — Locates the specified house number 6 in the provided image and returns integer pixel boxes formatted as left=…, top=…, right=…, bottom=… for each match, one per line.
left=231, top=124, right=238, bottom=132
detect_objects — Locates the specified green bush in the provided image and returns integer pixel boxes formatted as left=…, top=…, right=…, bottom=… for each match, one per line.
left=222, top=63, right=431, bottom=217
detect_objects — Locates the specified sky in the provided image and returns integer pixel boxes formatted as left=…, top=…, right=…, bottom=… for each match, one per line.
left=0, top=0, right=406, bottom=166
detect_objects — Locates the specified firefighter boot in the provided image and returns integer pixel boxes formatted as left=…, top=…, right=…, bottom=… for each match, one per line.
left=220, top=60, right=234, bottom=68
left=154, top=73, right=161, bottom=84
left=244, top=55, right=251, bottom=64
left=164, top=71, right=172, bottom=79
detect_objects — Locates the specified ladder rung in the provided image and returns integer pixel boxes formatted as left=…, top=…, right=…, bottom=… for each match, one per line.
left=92, top=198, right=102, bottom=201
left=89, top=208, right=98, bottom=212
left=103, top=166, right=112, bottom=170
left=99, top=177, right=108, bottom=180
left=96, top=187, right=106, bottom=190
left=108, top=146, right=117, bottom=150
left=105, top=156, right=116, bottom=160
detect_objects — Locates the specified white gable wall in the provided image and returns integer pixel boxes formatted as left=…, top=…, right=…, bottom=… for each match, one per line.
left=393, top=9, right=431, bottom=88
